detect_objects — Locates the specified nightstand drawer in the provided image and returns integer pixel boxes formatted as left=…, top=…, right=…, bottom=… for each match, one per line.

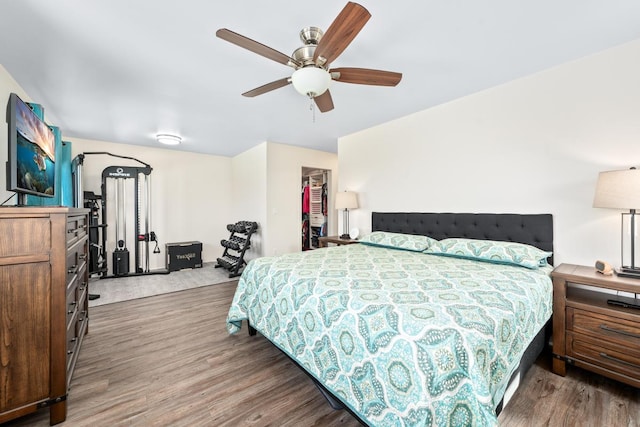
left=567, top=307, right=640, bottom=347
left=567, top=331, right=640, bottom=380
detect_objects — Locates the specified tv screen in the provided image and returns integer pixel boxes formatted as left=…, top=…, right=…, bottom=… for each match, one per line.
left=6, top=92, right=55, bottom=198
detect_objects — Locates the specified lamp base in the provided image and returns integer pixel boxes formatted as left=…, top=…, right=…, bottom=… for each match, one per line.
left=339, top=234, right=351, bottom=240
left=616, top=267, right=640, bottom=279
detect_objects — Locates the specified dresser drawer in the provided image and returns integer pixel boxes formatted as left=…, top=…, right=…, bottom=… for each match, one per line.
left=0, top=217, right=51, bottom=257
left=65, top=300, right=87, bottom=378
left=566, top=331, right=640, bottom=380
left=567, top=307, right=640, bottom=348
left=66, top=319, right=79, bottom=373
left=66, top=281, right=80, bottom=326
left=66, top=239, right=87, bottom=285
left=67, top=305, right=88, bottom=388
left=77, top=276, right=88, bottom=304
left=66, top=215, right=87, bottom=246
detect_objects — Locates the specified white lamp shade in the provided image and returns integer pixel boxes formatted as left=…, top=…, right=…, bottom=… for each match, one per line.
left=335, top=191, right=358, bottom=210
left=593, top=168, right=640, bottom=209
left=291, top=67, right=331, bottom=97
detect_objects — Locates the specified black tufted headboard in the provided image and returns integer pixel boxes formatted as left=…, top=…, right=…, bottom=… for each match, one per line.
left=372, top=212, right=554, bottom=265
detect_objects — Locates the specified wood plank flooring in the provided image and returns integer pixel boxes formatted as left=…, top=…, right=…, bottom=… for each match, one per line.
left=3, top=281, right=638, bottom=426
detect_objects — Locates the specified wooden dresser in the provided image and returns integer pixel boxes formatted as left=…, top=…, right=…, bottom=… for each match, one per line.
left=0, top=207, right=89, bottom=425
left=551, top=263, right=640, bottom=388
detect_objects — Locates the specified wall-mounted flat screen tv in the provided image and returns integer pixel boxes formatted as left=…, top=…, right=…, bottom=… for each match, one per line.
left=6, top=92, right=55, bottom=198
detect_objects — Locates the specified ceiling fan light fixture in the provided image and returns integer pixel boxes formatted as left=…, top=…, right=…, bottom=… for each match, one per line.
left=291, top=67, right=331, bottom=98
left=156, top=133, right=182, bottom=145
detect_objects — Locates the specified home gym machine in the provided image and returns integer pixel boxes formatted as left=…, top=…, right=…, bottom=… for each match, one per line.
left=72, top=152, right=166, bottom=279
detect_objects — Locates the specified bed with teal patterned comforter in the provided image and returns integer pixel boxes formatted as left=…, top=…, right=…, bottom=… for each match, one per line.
left=227, top=243, right=553, bottom=426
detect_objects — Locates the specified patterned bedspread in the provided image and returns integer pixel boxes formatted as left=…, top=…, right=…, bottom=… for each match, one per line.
left=227, top=244, right=553, bottom=426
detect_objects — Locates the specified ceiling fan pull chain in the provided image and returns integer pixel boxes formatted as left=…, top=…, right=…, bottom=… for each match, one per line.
left=310, top=97, right=316, bottom=122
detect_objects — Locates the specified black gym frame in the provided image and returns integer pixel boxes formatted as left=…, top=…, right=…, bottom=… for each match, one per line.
left=73, top=152, right=167, bottom=280
left=100, top=165, right=164, bottom=277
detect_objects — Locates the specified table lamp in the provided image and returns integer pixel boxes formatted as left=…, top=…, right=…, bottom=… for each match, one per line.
left=335, top=191, right=358, bottom=239
left=593, top=167, right=640, bottom=278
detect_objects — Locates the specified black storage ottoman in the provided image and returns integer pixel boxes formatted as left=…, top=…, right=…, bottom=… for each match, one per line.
left=166, top=241, right=203, bottom=272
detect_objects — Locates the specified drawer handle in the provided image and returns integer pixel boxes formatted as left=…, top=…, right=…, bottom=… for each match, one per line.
left=600, top=352, right=640, bottom=369
left=67, top=350, right=74, bottom=355
left=68, top=265, right=78, bottom=274
left=67, top=229, right=76, bottom=234
left=599, top=324, right=640, bottom=339
left=79, top=253, right=87, bottom=260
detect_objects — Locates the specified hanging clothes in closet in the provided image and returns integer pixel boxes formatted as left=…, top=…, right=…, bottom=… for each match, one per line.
left=302, top=183, right=310, bottom=250
left=301, top=170, right=328, bottom=250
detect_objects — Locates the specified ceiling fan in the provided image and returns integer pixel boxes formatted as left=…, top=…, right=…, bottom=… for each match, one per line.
left=216, top=2, right=402, bottom=113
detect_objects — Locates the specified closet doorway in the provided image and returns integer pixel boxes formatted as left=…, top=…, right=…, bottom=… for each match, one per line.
left=302, top=167, right=331, bottom=250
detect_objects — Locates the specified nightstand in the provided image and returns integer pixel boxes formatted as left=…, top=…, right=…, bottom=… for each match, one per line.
left=551, top=263, right=640, bottom=388
left=318, top=236, right=359, bottom=248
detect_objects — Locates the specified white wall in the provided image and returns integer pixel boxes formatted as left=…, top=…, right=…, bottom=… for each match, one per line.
left=0, top=65, right=35, bottom=205
left=338, top=39, right=640, bottom=268
left=265, top=142, right=338, bottom=256
left=231, top=142, right=267, bottom=261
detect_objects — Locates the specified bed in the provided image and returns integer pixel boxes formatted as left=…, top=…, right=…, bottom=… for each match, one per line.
left=227, top=212, right=554, bottom=426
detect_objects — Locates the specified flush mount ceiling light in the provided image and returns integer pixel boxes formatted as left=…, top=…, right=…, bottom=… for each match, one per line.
left=290, top=66, right=331, bottom=98
left=156, top=133, right=182, bottom=145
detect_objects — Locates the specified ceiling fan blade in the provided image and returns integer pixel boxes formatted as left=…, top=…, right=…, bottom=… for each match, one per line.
left=242, top=77, right=291, bottom=97
left=330, top=67, right=402, bottom=86
left=216, top=28, right=300, bottom=68
left=314, top=90, right=334, bottom=113
left=313, top=2, right=371, bottom=66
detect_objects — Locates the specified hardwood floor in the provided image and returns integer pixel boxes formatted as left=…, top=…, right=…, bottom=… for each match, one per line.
left=499, top=357, right=639, bottom=426
left=3, top=281, right=638, bottom=426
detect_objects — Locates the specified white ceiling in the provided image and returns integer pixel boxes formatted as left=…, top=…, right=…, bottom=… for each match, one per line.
left=1, top=1, right=639, bottom=157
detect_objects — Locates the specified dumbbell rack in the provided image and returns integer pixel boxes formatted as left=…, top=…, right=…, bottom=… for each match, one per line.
left=216, top=221, right=258, bottom=278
